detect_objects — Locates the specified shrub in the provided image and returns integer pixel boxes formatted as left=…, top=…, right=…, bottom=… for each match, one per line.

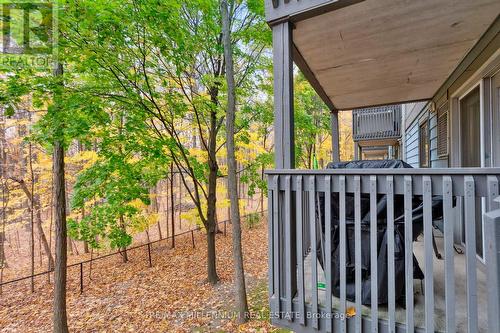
left=245, top=212, right=261, bottom=229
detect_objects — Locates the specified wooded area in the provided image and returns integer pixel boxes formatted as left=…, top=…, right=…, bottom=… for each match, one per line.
left=0, top=0, right=353, bottom=331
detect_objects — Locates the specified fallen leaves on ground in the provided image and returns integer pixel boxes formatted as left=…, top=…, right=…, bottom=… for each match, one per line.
left=0, top=219, right=283, bottom=332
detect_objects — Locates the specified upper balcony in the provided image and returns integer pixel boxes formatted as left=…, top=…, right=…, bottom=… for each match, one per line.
left=352, top=106, right=402, bottom=145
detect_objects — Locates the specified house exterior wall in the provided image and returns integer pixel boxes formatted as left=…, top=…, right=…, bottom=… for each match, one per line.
left=403, top=115, right=419, bottom=167
left=401, top=21, right=500, bottom=169
left=434, top=23, right=499, bottom=168
left=400, top=24, right=499, bottom=253
left=428, top=111, right=449, bottom=168
left=402, top=102, right=449, bottom=168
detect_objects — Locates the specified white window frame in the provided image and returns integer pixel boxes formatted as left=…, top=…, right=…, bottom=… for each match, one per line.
left=449, top=51, right=500, bottom=263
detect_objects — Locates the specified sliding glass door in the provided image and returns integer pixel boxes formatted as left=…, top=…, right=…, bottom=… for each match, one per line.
left=460, top=86, right=483, bottom=257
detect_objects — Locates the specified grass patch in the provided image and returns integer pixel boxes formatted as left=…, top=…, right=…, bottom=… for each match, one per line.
left=246, top=280, right=291, bottom=333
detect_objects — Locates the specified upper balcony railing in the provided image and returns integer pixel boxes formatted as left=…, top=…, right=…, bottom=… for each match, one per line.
left=353, top=106, right=402, bottom=142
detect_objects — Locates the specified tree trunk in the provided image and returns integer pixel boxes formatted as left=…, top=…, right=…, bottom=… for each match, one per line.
left=149, top=186, right=162, bottom=240
left=227, top=177, right=231, bottom=220
left=260, top=135, right=268, bottom=215
left=164, top=180, right=169, bottom=238
left=16, top=230, right=20, bottom=254
left=0, top=115, right=8, bottom=272
left=29, top=141, right=35, bottom=292
left=53, top=139, right=68, bottom=332
left=206, top=109, right=219, bottom=285
left=52, top=62, right=69, bottom=333
left=221, top=0, right=249, bottom=322
left=119, top=214, right=128, bottom=263
left=70, top=238, right=79, bottom=255
left=67, top=236, right=73, bottom=255
left=0, top=196, right=7, bottom=269
left=15, top=180, right=55, bottom=268
left=39, top=234, right=42, bottom=267
left=35, top=195, right=55, bottom=268
left=170, top=164, right=175, bottom=248
left=49, top=172, right=54, bottom=283
left=0, top=116, right=8, bottom=273
left=0, top=232, right=6, bottom=269
left=178, top=172, right=182, bottom=230
left=0, top=186, right=6, bottom=292
left=260, top=166, right=264, bottom=215
left=82, top=206, right=89, bottom=254
left=155, top=187, right=163, bottom=241
left=89, top=247, right=94, bottom=280
left=121, top=246, right=128, bottom=263
left=206, top=164, right=218, bottom=284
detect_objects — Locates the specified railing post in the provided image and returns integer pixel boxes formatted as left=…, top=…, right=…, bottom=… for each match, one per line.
left=267, top=176, right=276, bottom=311
left=485, top=197, right=500, bottom=332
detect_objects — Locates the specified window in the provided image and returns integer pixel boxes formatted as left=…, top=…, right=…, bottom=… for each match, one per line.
left=460, top=87, right=481, bottom=167
left=437, top=103, right=449, bottom=157
left=419, top=120, right=429, bottom=167
left=459, top=86, right=482, bottom=257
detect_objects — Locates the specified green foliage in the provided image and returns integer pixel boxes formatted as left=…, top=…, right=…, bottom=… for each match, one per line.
left=61, top=0, right=270, bottom=230
left=1, top=0, right=273, bottom=250
left=294, top=72, right=330, bottom=168
left=244, top=212, right=261, bottom=229
left=68, top=107, right=168, bottom=248
left=237, top=77, right=274, bottom=196
left=68, top=205, right=135, bottom=249
left=4, top=104, right=15, bottom=117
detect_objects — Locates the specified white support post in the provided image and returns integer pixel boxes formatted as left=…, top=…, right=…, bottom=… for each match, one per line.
left=354, top=142, right=360, bottom=160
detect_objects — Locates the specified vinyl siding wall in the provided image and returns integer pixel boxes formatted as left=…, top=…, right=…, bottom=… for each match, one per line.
left=403, top=102, right=448, bottom=168
left=404, top=118, right=419, bottom=167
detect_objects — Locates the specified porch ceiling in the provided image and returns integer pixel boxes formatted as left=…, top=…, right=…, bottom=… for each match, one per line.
left=292, top=0, right=500, bottom=110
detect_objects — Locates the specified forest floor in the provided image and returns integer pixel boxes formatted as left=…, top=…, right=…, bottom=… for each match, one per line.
left=0, top=217, right=288, bottom=332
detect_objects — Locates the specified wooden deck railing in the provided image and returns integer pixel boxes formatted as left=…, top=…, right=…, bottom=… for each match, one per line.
left=267, top=168, right=500, bottom=333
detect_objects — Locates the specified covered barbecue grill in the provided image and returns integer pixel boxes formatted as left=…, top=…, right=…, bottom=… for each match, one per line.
left=315, top=160, right=444, bottom=305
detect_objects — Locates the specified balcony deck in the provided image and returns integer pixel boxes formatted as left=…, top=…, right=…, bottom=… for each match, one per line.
left=302, top=233, right=488, bottom=332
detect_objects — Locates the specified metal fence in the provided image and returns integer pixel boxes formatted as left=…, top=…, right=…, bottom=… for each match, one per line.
left=0, top=211, right=266, bottom=293
left=266, top=168, right=500, bottom=333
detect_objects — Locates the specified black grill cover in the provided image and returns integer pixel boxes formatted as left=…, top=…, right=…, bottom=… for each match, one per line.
left=316, top=160, right=442, bottom=305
